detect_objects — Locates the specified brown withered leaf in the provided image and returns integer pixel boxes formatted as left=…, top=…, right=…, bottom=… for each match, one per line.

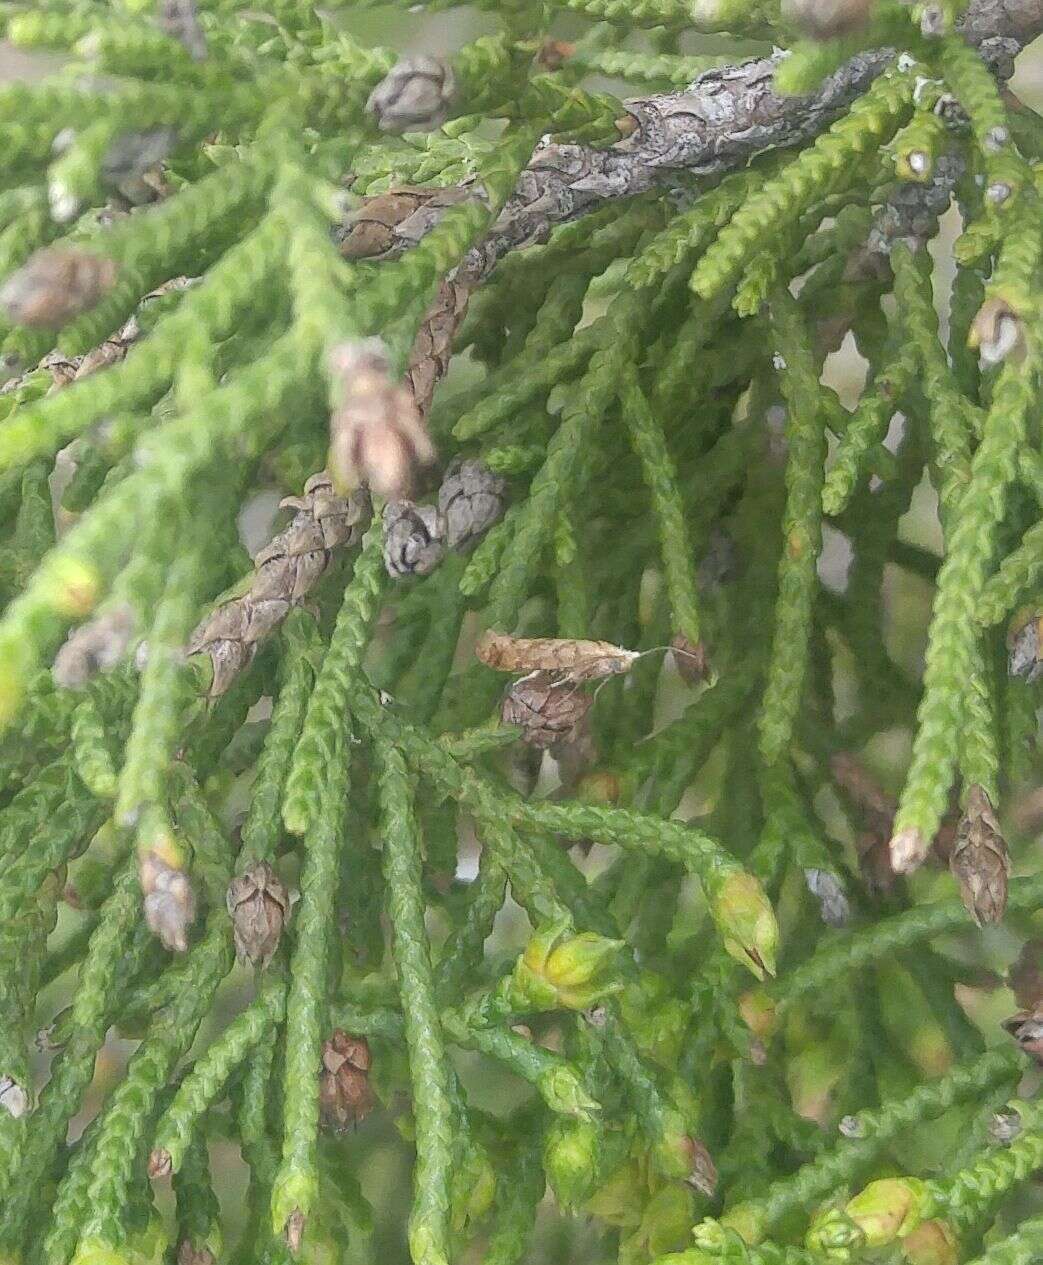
left=501, top=671, right=594, bottom=750
left=950, top=785, right=1010, bottom=926
left=477, top=631, right=639, bottom=683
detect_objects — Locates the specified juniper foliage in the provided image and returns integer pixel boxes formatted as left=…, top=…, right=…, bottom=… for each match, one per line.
left=0, top=0, right=1041, bottom=1263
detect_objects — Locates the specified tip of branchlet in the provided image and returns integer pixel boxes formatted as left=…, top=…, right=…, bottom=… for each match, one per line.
left=889, top=827, right=928, bottom=875
left=284, top=1209, right=305, bottom=1254
left=52, top=606, right=135, bottom=687
left=969, top=297, right=1027, bottom=366
left=140, top=851, right=196, bottom=952
left=0, top=1075, right=29, bottom=1119
left=950, top=785, right=1010, bottom=926
left=327, top=339, right=435, bottom=501
left=147, top=1148, right=173, bottom=1179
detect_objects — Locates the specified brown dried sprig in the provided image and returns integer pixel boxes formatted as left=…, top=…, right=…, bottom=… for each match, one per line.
left=187, top=474, right=371, bottom=696
left=949, top=784, right=1010, bottom=926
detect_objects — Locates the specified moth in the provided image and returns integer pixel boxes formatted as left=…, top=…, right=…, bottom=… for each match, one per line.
left=476, top=630, right=640, bottom=684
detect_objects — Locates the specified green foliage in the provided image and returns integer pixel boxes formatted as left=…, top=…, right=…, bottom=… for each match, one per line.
left=0, top=1, right=1040, bottom=1264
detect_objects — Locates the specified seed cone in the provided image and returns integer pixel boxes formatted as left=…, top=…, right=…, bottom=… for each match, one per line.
left=227, top=861, right=291, bottom=967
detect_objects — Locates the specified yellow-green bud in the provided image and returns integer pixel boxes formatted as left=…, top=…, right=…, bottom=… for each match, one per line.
left=513, top=920, right=623, bottom=1012
left=901, top=1219, right=959, bottom=1265
left=544, top=1117, right=600, bottom=1210
left=806, top=1206, right=865, bottom=1255
left=719, top=1202, right=765, bottom=1245
left=451, top=1144, right=497, bottom=1232
left=844, top=1178, right=931, bottom=1246
left=538, top=1064, right=601, bottom=1119
left=707, top=871, right=778, bottom=980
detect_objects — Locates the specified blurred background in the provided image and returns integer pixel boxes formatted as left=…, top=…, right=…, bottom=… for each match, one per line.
left=2, top=9, right=1041, bottom=1263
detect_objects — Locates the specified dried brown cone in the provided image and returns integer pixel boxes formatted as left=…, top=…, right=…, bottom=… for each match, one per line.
left=438, top=458, right=507, bottom=553
left=140, top=850, right=196, bottom=953
left=366, top=55, right=456, bottom=134
left=949, top=784, right=1010, bottom=926
left=1001, top=1006, right=1043, bottom=1064
left=187, top=474, right=371, bottom=696
left=337, top=186, right=479, bottom=263
left=0, top=247, right=118, bottom=330
left=319, top=1031, right=374, bottom=1132
left=1008, top=612, right=1043, bottom=681
left=147, top=1147, right=173, bottom=1179
left=226, top=860, right=291, bottom=968
left=53, top=604, right=135, bottom=688
left=501, top=671, right=594, bottom=749
left=328, top=339, right=435, bottom=500
left=382, top=500, right=446, bottom=578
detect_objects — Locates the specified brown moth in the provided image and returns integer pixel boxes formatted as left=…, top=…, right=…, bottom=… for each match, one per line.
left=476, top=630, right=639, bottom=683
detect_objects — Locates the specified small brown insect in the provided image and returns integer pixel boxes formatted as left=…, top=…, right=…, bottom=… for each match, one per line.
left=0, top=247, right=118, bottom=331
left=328, top=339, right=435, bottom=500
left=476, top=631, right=639, bottom=683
